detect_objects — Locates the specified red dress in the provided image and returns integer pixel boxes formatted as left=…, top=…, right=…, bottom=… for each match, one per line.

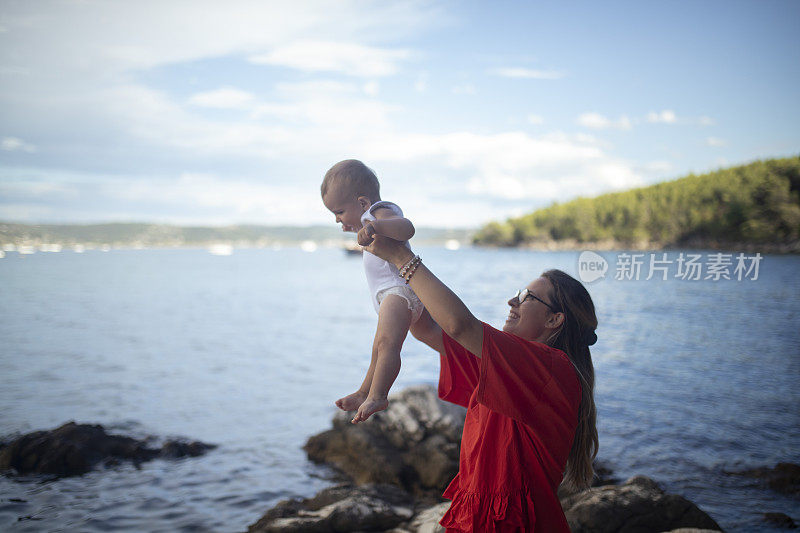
left=438, top=323, right=582, bottom=533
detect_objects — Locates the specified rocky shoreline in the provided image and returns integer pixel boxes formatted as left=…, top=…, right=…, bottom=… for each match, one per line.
left=0, top=421, right=216, bottom=479
left=247, top=386, right=729, bottom=532
left=2, top=399, right=797, bottom=531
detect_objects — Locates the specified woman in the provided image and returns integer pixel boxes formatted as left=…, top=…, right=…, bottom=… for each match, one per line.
left=364, top=235, right=599, bottom=533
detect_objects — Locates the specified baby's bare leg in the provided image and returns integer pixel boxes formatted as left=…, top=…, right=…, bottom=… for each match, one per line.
left=352, top=295, right=412, bottom=423
left=335, top=343, right=378, bottom=411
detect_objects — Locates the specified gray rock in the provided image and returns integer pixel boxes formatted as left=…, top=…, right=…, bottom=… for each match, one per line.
left=299, top=386, right=720, bottom=533
left=727, top=462, right=800, bottom=496
left=763, top=512, right=797, bottom=529
left=247, top=484, right=414, bottom=532
left=664, top=530, right=725, bottom=533
left=159, top=439, right=215, bottom=458
left=304, top=386, right=466, bottom=496
left=408, top=502, right=449, bottom=533
left=557, top=460, right=620, bottom=499
left=0, top=421, right=216, bottom=478
left=562, top=475, right=723, bottom=533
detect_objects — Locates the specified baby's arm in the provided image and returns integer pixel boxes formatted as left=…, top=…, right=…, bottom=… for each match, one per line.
left=358, top=207, right=414, bottom=245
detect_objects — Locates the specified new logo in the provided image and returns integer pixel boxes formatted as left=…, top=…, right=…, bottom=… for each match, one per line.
left=578, top=251, right=608, bottom=283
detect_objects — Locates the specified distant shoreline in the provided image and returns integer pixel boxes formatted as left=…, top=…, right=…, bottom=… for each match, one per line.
left=2, top=221, right=796, bottom=254
left=0, top=222, right=474, bottom=249
left=1, top=241, right=795, bottom=255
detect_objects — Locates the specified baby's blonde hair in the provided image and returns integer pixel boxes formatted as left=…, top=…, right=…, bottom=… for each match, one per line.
left=321, top=159, right=380, bottom=201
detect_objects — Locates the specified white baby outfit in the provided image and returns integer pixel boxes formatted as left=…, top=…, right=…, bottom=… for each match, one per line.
left=361, top=201, right=424, bottom=323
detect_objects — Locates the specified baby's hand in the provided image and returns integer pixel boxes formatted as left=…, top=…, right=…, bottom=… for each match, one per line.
left=357, top=223, right=376, bottom=246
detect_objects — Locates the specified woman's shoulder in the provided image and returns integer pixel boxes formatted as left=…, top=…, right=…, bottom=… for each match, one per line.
left=483, top=323, right=572, bottom=370
left=482, top=323, right=557, bottom=352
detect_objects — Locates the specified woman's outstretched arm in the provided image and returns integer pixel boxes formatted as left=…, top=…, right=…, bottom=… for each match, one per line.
left=365, top=235, right=484, bottom=356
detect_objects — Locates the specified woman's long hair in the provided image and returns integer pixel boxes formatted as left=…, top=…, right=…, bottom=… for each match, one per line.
left=540, top=269, right=599, bottom=491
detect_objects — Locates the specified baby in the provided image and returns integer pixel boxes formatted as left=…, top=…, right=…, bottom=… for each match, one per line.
left=321, top=159, right=424, bottom=423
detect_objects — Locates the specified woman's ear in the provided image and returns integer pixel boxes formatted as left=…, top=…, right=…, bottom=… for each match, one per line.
left=548, top=312, right=565, bottom=329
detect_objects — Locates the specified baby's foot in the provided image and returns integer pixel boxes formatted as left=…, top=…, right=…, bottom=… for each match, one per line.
left=351, top=397, right=389, bottom=424
left=335, top=390, right=367, bottom=412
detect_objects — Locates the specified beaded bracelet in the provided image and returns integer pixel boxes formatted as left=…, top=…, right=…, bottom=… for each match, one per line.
left=403, top=260, right=421, bottom=284
left=398, top=254, right=420, bottom=276
left=398, top=254, right=421, bottom=282
left=399, top=257, right=421, bottom=280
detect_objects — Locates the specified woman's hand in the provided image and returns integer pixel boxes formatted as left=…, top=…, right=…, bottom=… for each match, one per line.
left=357, top=222, right=376, bottom=246
left=363, top=234, right=414, bottom=267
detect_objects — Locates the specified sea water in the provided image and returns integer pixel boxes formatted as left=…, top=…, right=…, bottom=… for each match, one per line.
left=0, top=247, right=798, bottom=532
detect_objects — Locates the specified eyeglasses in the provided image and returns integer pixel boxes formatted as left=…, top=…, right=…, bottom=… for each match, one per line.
left=513, top=289, right=558, bottom=312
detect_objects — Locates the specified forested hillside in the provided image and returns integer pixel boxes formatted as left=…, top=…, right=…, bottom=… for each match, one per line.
left=473, top=157, right=800, bottom=250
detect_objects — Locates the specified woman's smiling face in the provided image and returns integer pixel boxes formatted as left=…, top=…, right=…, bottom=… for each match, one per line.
left=504, top=277, right=560, bottom=342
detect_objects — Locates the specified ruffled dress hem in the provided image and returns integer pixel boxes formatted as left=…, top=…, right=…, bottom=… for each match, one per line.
left=439, top=481, right=536, bottom=532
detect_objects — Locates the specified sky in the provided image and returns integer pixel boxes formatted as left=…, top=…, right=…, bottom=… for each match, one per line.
left=0, top=0, right=798, bottom=228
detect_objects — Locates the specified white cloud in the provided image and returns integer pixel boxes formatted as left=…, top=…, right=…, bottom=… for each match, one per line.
left=0, top=1, right=436, bottom=76
left=0, top=1, right=738, bottom=229
left=188, top=88, right=256, bottom=109
left=572, top=132, right=601, bottom=144
left=452, top=84, right=476, bottom=95
left=490, top=67, right=565, bottom=80
left=0, top=168, right=324, bottom=225
left=577, top=113, right=610, bottom=129
left=274, top=80, right=358, bottom=97
left=414, top=73, right=428, bottom=93
left=83, top=77, right=399, bottom=162
left=0, top=126, right=646, bottom=227
left=249, top=41, right=411, bottom=77
left=267, top=80, right=399, bottom=134
left=0, top=176, right=73, bottom=196
left=0, top=204, right=61, bottom=223
left=643, top=111, right=713, bottom=126
left=576, top=110, right=714, bottom=130
left=527, top=114, right=544, bottom=125
left=124, top=173, right=310, bottom=218
left=362, top=81, right=380, bottom=97
left=618, top=116, right=633, bottom=130
left=358, top=130, right=643, bottom=206
left=646, top=110, right=677, bottom=124
left=0, top=0, right=441, bottom=167
left=645, top=109, right=716, bottom=126
left=0, top=66, right=28, bottom=75
left=1, top=137, right=36, bottom=152
left=706, top=137, right=727, bottom=147
left=641, top=160, right=673, bottom=175
left=104, top=85, right=291, bottom=157
left=577, top=113, right=632, bottom=130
